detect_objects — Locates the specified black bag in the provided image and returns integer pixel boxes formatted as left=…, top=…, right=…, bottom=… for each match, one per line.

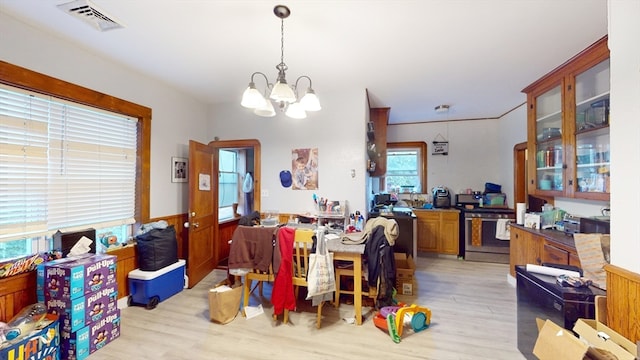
left=135, top=225, right=178, bottom=271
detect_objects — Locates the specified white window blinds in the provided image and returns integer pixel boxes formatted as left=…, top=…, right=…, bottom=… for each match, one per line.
left=0, top=85, right=137, bottom=242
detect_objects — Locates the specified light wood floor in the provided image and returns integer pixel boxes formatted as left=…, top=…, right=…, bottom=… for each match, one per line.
left=89, top=255, right=527, bottom=360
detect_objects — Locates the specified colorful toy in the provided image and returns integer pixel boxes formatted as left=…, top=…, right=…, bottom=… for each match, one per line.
left=3, top=303, right=47, bottom=343
left=373, top=304, right=431, bottom=343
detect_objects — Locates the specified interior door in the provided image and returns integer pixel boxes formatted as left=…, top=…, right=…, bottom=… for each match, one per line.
left=187, top=140, right=218, bottom=288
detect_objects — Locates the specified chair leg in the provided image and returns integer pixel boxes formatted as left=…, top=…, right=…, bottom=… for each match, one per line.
left=243, top=279, right=251, bottom=316
left=316, top=301, right=323, bottom=329
left=334, top=270, right=342, bottom=308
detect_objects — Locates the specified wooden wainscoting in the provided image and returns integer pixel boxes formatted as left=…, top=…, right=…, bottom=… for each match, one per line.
left=106, top=244, right=138, bottom=301
left=605, top=264, right=640, bottom=344
left=0, top=271, right=37, bottom=323
left=218, top=218, right=240, bottom=263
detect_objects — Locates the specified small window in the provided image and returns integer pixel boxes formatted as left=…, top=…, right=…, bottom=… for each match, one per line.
left=219, top=150, right=238, bottom=219
left=385, top=142, right=427, bottom=193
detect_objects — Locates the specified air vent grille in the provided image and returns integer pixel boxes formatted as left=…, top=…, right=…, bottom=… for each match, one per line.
left=57, top=0, right=124, bottom=32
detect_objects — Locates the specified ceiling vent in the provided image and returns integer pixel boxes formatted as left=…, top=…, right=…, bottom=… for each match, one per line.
left=57, top=0, right=124, bottom=32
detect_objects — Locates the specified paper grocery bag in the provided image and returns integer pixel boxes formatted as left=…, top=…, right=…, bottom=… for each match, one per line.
left=209, top=283, right=243, bottom=324
left=573, top=233, right=610, bottom=290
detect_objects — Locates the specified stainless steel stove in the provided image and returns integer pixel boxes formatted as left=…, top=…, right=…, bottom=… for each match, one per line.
left=456, top=194, right=515, bottom=263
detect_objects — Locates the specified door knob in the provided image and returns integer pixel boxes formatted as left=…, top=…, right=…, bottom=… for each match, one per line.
left=193, top=222, right=200, bottom=228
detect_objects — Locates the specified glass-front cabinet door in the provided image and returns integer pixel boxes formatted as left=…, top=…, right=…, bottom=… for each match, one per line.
left=573, top=59, right=610, bottom=197
left=524, top=36, right=609, bottom=201
left=534, top=85, right=563, bottom=194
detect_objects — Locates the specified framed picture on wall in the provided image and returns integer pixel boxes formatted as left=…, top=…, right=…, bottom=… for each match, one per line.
left=171, top=156, right=188, bottom=183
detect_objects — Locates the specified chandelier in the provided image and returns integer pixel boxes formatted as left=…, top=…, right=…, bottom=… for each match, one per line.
left=241, top=5, right=321, bottom=119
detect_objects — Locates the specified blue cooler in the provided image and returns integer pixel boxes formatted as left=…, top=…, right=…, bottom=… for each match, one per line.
left=128, top=259, right=186, bottom=309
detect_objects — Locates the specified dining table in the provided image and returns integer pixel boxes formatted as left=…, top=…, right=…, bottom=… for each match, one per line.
left=325, top=235, right=367, bottom=325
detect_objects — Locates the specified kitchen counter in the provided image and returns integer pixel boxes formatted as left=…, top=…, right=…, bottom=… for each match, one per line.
left=412, top=208, right=460, bottom=213
left=511, top=224, right=577, bottom=252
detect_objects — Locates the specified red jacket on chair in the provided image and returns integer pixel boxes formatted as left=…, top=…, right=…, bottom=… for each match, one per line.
left=271, top=226, right=296, bottom=315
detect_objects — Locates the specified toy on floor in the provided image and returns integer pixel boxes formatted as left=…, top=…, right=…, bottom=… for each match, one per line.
left=373, top=304, right=431, bottom=343
left=1, top=302, right=47, bottom=345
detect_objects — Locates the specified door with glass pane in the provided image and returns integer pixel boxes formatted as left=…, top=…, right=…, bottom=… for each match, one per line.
left=533, top=84, right=564, bottom=194
left=573, top=59, right=610, bottom=197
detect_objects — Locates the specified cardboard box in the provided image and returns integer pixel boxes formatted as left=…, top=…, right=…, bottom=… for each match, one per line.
left=44, top=254, right=117, bottom=300
left=60, top=309, right=121, bottom=360
left=46, top=284, right=118, bottom=333
left=394, top=253, right=416, bottom=295
left=533, top=318, right=637, bottom=360
left=0, top=313, right=60, bottom=360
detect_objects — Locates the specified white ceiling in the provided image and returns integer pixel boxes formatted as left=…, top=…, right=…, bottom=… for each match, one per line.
left=0, top=0, right=608, bottom=124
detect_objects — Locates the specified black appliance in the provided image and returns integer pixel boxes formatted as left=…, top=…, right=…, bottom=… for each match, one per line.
left=455, top=193, right=515, bottom=262
left=432, top=187, right=450, bottom=208
left=368, top=206, right=416, bottom=259
left=372, top=193, right=396, bottom=209
left=516, top=265, right=606, bottom=360
left=53, top=228, right=96, bottom=257
left=580, top=217, right=610, bottom=234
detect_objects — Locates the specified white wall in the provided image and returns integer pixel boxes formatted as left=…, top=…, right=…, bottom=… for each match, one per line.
left=387, top=105, right=528, bottom=209
left=209, top=89, right=369, bottom=216
left=497, top=104, right=528, bottom=206
left=608, top=0, right=640, bottom=273
left=0, top=12, right=210, bottom=219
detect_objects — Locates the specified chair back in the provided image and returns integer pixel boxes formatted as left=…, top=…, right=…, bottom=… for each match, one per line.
left=292, top=228, right=314, bottom=286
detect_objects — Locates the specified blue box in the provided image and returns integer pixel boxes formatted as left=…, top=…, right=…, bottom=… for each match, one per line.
left=60, top=309, right=121, bottom=360
left=128, top=259, right=185, bottom=308
left=46, top=284, right=118, bottom=333
left=0, top=313, right=60, bottom=360
left=44, top=254, right=116, bottom=300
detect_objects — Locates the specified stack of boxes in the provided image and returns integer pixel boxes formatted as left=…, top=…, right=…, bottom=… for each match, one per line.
left=41, top=254, right=121, bottom=360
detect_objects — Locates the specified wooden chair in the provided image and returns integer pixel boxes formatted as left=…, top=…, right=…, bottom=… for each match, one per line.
left=281, top=228, right=324, bottom=329
left=334, top=265, right=377, bottom=308
left=242, top=264, right=275, bottom=314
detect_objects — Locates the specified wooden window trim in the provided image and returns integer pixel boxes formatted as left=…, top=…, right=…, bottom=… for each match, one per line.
left=385, top=141, right=428, bottom=192
left=0, top=61, right=151, bottom=225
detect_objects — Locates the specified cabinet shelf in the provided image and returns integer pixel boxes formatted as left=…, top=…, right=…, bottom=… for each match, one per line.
left=536, top=110, right=562, bottom=123
left=523, top=36, right=609, bottom=201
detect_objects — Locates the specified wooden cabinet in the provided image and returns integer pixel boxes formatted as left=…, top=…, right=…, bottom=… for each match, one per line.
left=522, top=36, right=610, bottom=202
left=415, top=210, right=459, bottom=255
left=367, top=107, right=389, bottom=177
left=509, top=224, right=581, bottom=277
left=510, top=226, right=542, bottom=277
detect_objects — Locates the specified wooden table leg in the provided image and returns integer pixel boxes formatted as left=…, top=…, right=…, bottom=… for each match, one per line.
left=352, top=253, right=362, bottom=325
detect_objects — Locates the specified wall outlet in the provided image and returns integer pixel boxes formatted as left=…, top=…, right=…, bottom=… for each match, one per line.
left=261, top=189, right=269, bottom=197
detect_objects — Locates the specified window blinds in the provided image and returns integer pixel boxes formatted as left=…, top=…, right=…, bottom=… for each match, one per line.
left=0, top=85, right=137, bottom=242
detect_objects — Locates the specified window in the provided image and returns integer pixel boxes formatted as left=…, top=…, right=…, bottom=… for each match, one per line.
left=0, top=85, right=137, bottom=259
left=219, top=150, right=238, bottom=207
left=384, top=142, right=427, bottom=193
left=0, top=62, right=151, bottom=262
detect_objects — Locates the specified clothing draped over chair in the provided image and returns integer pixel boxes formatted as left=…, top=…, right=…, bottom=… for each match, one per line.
left=228, top=225, right=277, bottom=276
left=364, top=225, right=396, bottom=309
left=271, top=226, right=296, bottom=316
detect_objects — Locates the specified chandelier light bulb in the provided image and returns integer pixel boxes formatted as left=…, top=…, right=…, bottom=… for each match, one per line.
left=240, top=5, right=320, bottom=118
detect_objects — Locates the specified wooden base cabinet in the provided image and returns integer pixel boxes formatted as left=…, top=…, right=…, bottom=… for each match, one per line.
left=510, top=226, right=542, bottom=277
left=415, top=210, right=459, bottom=255
left=509, top=224, right=581, bottom=277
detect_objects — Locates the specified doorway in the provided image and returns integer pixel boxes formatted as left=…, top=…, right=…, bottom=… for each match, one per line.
left=186, top=139, right=261, bottom=288
left=513, top=142, right=528, bottom=205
